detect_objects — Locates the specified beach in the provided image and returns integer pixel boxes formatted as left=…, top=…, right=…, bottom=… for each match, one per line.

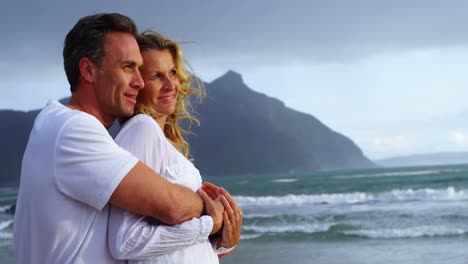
left=221, top=237, right=468, bottom=264
left=3, top=164, right=468, bottom=263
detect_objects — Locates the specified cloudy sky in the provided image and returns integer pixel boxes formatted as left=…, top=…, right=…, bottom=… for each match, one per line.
left=2, top=0, right=468, bottom=160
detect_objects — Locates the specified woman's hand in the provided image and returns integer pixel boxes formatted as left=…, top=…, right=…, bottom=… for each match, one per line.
left=201, top=182, right=222, bottom=199
left=197, top=189, right=224, bottom=235
left=202, top=182, right=243, bottom=249
left=217, top=187, right=243, bottom=249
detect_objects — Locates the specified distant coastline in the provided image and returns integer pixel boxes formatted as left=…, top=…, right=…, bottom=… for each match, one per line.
left=375, top=151, right=468, bottom=167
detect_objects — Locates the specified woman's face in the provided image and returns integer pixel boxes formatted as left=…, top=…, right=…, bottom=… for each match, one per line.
left=139, top=49, right=180, bottom=118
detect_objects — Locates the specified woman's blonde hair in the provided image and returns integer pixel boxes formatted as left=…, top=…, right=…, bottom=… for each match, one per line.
left=135, top=31, right=205, bottom=157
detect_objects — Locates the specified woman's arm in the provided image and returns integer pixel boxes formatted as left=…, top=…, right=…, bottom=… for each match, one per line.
left=108, top=115, right=223, bottom=259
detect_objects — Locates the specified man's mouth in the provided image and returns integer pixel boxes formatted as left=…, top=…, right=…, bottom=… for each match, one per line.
left=124, top=93, right=137, bottom=105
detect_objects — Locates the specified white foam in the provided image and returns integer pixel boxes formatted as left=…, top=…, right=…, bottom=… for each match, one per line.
left=0, top=205, right=11, bottom=213
left=241, top=223, right=468, bottom=239
left=0, top=220, right=12, bottom=231
left=242, top=213, right=276, bottom=219
left=343, top=225, right=468, bottom=239
left=243, top=223, right=333, bottom=234
left=0, top=220, right=13, bottom=240
left=272, top=178, right=298, bottom=183
left=375, top=186, right=465, bottom=202
left=234, top=187, right=468, bottom=208
left=335, top=168, right=468, bottom=180
left=235, top=192, right=371, bottom=207
left=334, top=170, right=442, bottom=179
left=240, top=234, right=262, bottom=240
left=0, top=232, right=13, bottom=239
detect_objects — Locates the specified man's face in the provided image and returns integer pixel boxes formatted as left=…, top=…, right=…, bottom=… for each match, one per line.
left=93, top=32, right=144, bottom=123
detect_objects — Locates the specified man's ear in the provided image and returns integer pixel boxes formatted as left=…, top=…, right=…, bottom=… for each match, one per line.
left=79, top=57, right=97, bottom=84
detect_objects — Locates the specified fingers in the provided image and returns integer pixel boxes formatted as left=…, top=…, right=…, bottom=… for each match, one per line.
left=220, top=188, right=240, bottom=219
left=202, top=182, right=221, bottom=192
left=202, top=182, right=221, bottom=199
left=219, top=210, right=238, bottom=248
left=214, top=188, right=242, bottom=249
left=237, top=206, right=243, bottom=226
left=221, top=195, right=236, bottom=222
left=220, top=211, right=233, bottom=247
left=199, top=189, right=225, bottom=235
left=203, top=185, right=242, bottom=239
left=223, top=211, right=231, bottom=225
left=198, top=189, right=224, bottom=211
left=220, top=187, right=236, bottom=207
left=197, top=189, right=212, bottom=204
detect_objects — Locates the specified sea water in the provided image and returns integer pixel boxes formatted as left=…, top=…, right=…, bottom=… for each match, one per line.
left=2, top=164, right=468, bottom=263
left=0, top=187, right=16, bottom=263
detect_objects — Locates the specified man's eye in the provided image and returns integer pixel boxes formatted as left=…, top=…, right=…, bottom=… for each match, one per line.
left=152, top=73, right=160, bottom=79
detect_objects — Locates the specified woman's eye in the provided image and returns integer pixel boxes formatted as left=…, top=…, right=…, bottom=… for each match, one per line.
left=170, top=69, right=177, bottom=76
left=152, top=73, right=160, bottom=79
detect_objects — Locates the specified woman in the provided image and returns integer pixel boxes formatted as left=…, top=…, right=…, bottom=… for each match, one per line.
left=108, top=31, right=242, bottom=263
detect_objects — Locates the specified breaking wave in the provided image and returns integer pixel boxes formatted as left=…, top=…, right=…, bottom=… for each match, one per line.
left=235, top=187, right=467, bottom=208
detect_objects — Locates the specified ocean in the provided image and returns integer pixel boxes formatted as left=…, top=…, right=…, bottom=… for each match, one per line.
left=2, top=164, right=468, bottom=263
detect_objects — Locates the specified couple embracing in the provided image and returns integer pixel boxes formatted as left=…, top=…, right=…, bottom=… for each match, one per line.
left=14, top=13, right=242, bottom=264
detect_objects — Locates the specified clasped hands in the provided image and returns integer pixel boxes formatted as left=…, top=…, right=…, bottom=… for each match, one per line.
left=197, top=182, right=242, bottom=251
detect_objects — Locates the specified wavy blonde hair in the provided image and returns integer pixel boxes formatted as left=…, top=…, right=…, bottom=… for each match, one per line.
left=135, top=31, right=205, bottom=157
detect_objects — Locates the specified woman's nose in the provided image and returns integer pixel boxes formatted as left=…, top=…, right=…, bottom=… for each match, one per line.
left=163, top=75, right=176, bottom=90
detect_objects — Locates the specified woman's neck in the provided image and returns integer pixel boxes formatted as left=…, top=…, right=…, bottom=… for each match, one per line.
left=156, top=115, right=167, bottom=131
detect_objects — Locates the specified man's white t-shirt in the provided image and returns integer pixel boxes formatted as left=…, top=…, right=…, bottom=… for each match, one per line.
left=13, top=100, right=138, bottom=264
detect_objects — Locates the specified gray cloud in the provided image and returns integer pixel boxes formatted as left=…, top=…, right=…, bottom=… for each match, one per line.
left=3, top=0, right=468, bottom=158
left=2, top=0, right=468, bottom=69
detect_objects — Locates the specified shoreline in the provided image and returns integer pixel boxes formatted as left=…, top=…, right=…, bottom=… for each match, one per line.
left=220, top=237, right=468, bottom=264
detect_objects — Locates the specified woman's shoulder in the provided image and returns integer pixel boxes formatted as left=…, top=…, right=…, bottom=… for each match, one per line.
left=117, top=114, right=164, bottom=138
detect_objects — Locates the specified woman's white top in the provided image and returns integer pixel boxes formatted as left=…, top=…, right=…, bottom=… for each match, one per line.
left=108, top=114, right=219, bottom=264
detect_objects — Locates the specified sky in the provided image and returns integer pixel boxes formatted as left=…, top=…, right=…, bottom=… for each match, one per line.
left=2, top=0, right=468, bottom=160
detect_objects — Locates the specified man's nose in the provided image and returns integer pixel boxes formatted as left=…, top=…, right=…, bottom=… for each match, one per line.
left=131, top=69, right=145, bottom=90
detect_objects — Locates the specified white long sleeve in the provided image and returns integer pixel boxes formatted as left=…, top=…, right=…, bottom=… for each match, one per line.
left=109, top=206, right=213, bottom=259
left=108, top=114, right=218, bottom=263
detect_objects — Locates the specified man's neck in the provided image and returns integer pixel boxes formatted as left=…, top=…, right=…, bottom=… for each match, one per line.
left=68, top=92, right=115, bottom=128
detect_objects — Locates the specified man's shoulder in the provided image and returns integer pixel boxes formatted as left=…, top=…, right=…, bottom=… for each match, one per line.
left=37, top=100, right=88, bottom=125
left=35, top=100, right=107, bottom=139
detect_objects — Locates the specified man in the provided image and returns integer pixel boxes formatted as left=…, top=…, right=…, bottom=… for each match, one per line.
left=14, top=13, right=240, bottom=263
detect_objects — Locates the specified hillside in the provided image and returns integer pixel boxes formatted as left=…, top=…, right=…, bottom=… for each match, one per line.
left=0, top=71, right=376, bottom=185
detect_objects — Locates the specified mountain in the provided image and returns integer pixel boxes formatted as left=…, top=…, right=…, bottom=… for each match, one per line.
left=0, top=70, right=375, bottom=185
left=187, top=70, right=375, bottom=175
left=376, top=152, right=468, bottom=167
left=0, top=110, right=38, bottom=186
